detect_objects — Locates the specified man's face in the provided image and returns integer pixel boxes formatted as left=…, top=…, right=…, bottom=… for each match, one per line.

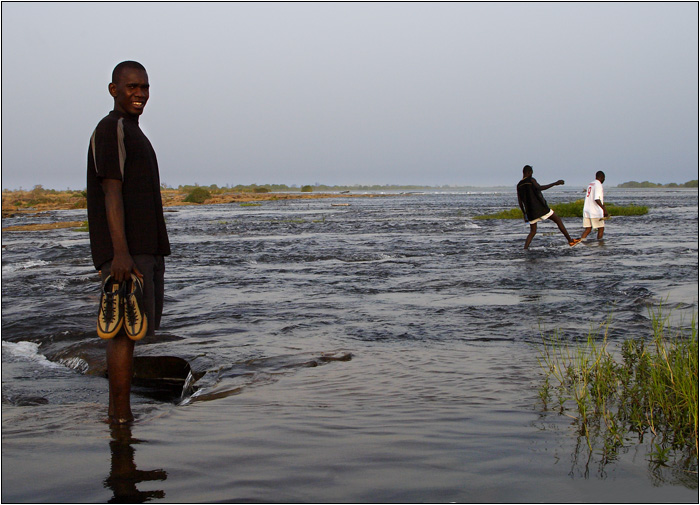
left=109, top=68, right=149, bottom=116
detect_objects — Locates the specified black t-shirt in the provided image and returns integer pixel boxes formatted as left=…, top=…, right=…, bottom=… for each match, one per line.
left=87, top=110, right=171, bottom=270
left=517, top=176, right=551, bottom=221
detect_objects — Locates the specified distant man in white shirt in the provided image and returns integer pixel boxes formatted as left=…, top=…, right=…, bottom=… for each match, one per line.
left=581, top=171, right=608, bottom=240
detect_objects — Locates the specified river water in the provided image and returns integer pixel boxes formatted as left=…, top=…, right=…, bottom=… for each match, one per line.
left=2, top=188, right=698, bottom=502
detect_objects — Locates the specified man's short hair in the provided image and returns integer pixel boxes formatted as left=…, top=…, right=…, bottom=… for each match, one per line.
left=112, top=61, right=146, bottom=84
left=523, top=165, right=533, bottom=175
left=596, top=170, right=605, bottom=180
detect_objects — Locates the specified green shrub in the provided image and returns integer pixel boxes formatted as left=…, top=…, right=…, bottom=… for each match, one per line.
left=301, top=185, right=314, bottom=193
left=71, top=198, right=87, bottom=209
left=184, top=187, right=211, bottom=204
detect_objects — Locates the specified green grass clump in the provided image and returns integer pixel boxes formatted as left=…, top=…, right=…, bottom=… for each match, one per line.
left=72, top=221, right=89, bottom=232
left=240, top=203, right=262, bottom=207
left=473, top=208, right=525, bottom=220
left=606, top=203, right=649, bottom=216
left=537, top=307, right=698, bottom=482
left=550, top=200, right=584, bottom=217
left=474, top=199, right=648, bottom=220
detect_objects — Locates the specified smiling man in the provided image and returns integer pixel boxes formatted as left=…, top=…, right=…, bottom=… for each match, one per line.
left=87, top=61, right=171, bottom=424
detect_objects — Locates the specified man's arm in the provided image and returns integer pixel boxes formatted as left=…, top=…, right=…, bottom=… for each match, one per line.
left=538, top=179, right=565, bottom=191
left=517, top=191, right=528, bottom=222
left=594, top=182, right=608, bottom=217
left=102, top=178, right=139, bottom=282
left=595, top=198, right=608, bottom=217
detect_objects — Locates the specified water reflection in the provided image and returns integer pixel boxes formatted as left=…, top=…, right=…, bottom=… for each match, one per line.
left=104, top=424, right=167, bottom=503
left=566, top=432, right=699, bottom=488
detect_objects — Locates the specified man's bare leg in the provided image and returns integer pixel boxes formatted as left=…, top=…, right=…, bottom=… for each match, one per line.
left=107, top=334, right=135, bottom=424
left=524, top=223, right=537, bottom=249
left=549, top=213, right=574, bottom=243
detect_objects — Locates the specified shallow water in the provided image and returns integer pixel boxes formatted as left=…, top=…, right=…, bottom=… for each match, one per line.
left=2, top=188, right=698, bottom=502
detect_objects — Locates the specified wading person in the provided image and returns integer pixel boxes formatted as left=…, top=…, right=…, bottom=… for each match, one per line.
left=516, top=165, right=581, bottom=249
left=580, top=171, right=608, bottom=241
left=87, top=61, right=171, bottom=424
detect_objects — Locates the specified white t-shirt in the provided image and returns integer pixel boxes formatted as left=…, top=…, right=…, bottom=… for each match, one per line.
left=583, top=180, right=604, bottom=219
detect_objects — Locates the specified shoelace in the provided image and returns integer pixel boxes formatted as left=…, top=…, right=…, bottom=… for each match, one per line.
left=124, top=293, right=139, bottom=329
left=102, top=289, right=120, bottom=325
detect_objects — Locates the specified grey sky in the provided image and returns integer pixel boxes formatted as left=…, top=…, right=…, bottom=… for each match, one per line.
left=1, top=2, right=697, bottom=190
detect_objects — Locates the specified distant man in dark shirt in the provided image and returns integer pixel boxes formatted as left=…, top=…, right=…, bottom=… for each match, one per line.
left=87, top=61, right=171, bottom=424
left=517, top=165, right=580, bottom=249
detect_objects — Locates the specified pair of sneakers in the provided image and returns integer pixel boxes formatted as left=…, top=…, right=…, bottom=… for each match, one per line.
left=97, top=274, right=148, bottom=341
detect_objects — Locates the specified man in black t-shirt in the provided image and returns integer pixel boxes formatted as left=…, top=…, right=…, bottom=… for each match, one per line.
left=87, top=61, right=171, bottom=424
left=517, top=165, right=580, bottom=249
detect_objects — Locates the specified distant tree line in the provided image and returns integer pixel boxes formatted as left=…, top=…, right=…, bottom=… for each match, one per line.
left=173, top=183, right=290, bottom=194
left=169, top=183, right=460, bottom=193
left=617, top=180, right=698, bottom=188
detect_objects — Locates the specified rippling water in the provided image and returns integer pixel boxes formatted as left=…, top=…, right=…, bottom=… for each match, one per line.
left=2, top=188, right=698, bottom=502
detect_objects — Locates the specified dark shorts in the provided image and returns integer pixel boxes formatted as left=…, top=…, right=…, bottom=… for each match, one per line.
left=100, top=255, right=165, bottom=336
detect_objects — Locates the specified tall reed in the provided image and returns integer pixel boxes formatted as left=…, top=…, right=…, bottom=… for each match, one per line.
left=537, top=307, right=698, bottom=480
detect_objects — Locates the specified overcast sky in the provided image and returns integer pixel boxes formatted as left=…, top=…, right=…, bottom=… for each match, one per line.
left=2, top=2, right=698, bottom=190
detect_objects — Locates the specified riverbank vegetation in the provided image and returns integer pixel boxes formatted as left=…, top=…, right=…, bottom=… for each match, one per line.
left=1, top=185, right=88, bottom=213
left=173, top=183, right=477, bottom=193
left=1, top=184, right=400, bottom=219
left=537, top=308, right=698, bottom=483
left=473, top=199, right=648, bottom=220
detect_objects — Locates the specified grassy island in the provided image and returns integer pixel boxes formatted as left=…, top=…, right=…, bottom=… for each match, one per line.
left=617, top=180, right=698, bottom=188
left=473, top=199, right=648, bottom=220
